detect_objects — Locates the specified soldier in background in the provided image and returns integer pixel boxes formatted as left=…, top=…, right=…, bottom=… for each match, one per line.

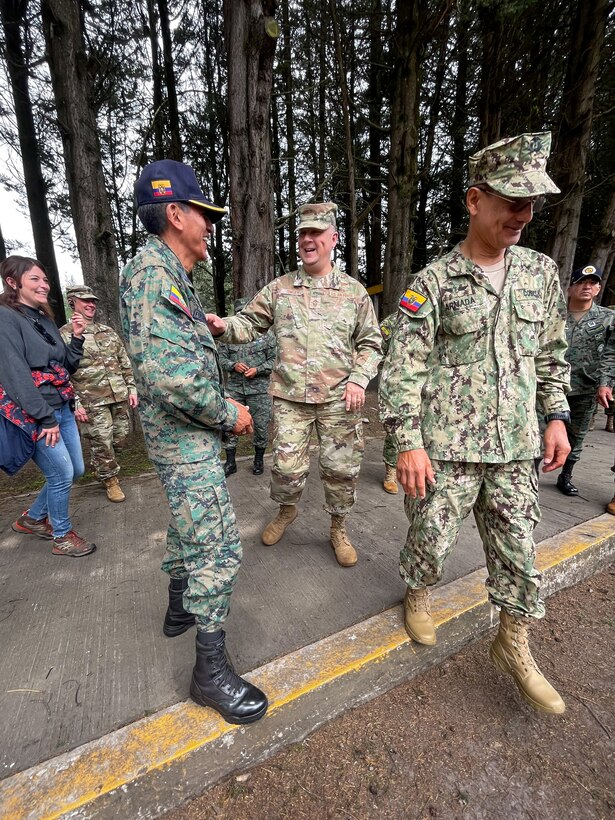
left=206, top=202, right=382, bottom=568
left=120, top=159, right=267, bottom=725
left=380, top=313, right=398, bottom=494
left=556, top=265, right=615, bottom=496
left=60, top=286, right=137, bottom=503
left=380, top=132, right=570, bottom=715
left=218, top=297, right=276, bottom=477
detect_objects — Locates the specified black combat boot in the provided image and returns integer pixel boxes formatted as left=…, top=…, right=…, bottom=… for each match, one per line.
left=224, top=449, right=237, bottom=477
left=190, top=630, right=268, bottom=724
left=556, top=459, right=578, bottom=496
left=253, top=447, right=266, bottom=475
left=163, top=577, right=196, bottom=637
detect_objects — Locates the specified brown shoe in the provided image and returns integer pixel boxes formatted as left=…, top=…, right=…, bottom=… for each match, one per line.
left=606, top=415, right=615, bottom=433
left=403, top=587, right=436, bottom=645
left=52, top=530, right=97, bottom=557
left=262, top=505, right=298, bottom=545
left=330, top=515, right=357, bottom=566
left=12, top=512, right=53, bottom=540
left=383, top=465, right=398, bottom=494
left=606, top=493, right=615, bottom=515
left=103, top=476, right=125, bottom=502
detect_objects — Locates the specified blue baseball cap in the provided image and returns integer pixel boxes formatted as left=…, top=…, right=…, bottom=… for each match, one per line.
left=135, top=159, right=228, bottom=223
left=570, top=264, right=603, bottom=285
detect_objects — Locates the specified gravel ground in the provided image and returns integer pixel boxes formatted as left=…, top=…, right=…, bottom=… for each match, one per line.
left=166, top=567, right=615, bottom=820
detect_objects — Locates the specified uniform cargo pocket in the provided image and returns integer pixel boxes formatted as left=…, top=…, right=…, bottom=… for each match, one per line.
left=513, top=299, right=543, bottom=356
left=439, top=309, right=488, bottom=366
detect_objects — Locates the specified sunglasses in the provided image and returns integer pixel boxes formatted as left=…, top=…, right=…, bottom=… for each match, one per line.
left=478, top=188, right=545, bottom=214
left=30, top=317, right=57, bottom=346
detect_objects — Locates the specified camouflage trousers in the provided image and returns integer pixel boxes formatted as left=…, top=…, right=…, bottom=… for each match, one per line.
left=225, top=389, right=272, bottom=450
left=155, top=458, right=242, bottom=631
left=565, top=393, right=597, bottom=464
left=271, top=398, right=364, bottom=515
left=401, top=459, right=544, bottom=619
left=383, top=432, right=397, bottom=467
left=79, top=401, right=131, bottom=481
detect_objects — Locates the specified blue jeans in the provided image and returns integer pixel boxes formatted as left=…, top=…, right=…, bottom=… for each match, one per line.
left=28, top=403, right=85, bottom=538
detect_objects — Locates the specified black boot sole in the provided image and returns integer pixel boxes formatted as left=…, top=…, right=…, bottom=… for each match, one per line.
left=163, top=616, right=196, bottom=638
left=189, top=682, right=268, bottom=724
left=224, top=466, right=237, bottom=477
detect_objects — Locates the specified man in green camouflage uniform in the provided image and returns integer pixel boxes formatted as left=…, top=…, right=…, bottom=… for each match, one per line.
left=206, top=203, right=382, bottom=568
left=119, top=159, right=267, bottom=725
left=380, top=313, right=399, bottom=494
left=556, top=265, right=615, bottom=496
left=218, top=297, right=276, bottom=476
left=60, top=286, right=137, bottom=503
left=380, top=132, right=571, bottom=715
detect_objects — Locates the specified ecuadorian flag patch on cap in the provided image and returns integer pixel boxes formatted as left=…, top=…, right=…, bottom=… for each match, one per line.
left=166, top=285, right=192, bottom=318
left=399, top=288, right=427, bottom=313
left=151, top=179, right=173, bottom=197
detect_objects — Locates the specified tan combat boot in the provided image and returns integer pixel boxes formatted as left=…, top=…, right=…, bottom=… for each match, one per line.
left=261, top=505, right=298, bottom=545
left=329, top=515, right=357, bottom=567
left=606, top=494, right=615, bottom=515
left=383, top=465, right=398, bottom=494
left=490, top=609, right=565, bottom=714
left=403, top=587, right=436, bottom=645
left=606, top=415, right=614, bottom=433
left=103, top=476, right=125, bottom=503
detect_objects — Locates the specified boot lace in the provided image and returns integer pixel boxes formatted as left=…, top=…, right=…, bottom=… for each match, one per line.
left=207, top=641, right=246, bottom=695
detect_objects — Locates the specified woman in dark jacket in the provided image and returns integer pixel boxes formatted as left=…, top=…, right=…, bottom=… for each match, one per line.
left=0, top=256, right=96, bottom=557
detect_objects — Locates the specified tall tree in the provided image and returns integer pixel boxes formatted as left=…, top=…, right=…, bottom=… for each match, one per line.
left=0, top=0, right=65, bottom=322
left=224, top=0, right=279, bottom=297
left=41, top=0, right=121, bottom=327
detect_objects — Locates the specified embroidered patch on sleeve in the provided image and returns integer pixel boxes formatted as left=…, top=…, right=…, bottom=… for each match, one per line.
left=399, top=288, right=427, bottom=313
left=165, top=285, right=192, bottom=318
left=151, top=179, right=173, bottom=197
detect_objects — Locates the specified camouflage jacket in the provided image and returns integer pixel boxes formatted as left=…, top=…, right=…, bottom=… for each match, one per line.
left=380, top=313, right=398, bottom=358
left=379, top=244, right=570, bottom=463
left=217, top=331, right=276, bottom=396
left=219, top=265, right=382, bottom=403
left=119, top=236, right=237, bottom=465
left=565, top=303, right=615, bottom=395
left=59, top=321, right=136, bottom=411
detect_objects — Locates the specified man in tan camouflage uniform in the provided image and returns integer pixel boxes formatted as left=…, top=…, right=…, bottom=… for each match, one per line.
left=60, top=286, right=138, bottom=502
left=380, top=132, right=571, bottom=714
left=206, top=203, right=382, bottom=567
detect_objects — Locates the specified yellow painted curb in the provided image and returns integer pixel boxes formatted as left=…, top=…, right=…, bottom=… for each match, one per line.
left=2, top=514, right=614, bottom=820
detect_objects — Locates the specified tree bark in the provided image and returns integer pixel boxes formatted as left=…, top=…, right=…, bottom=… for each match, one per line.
left=0, top=0, right=65, bottom=323
left=41, top=0, right=120, bottom=328
left=546, top=0, right=609, bottom=286
left=224, top=0, right=278, bottom=298
left=592, top=181, right=615, bottom=304
left=145, top=0, right=164, bottom=157
left=157, top=0, right=182, bottom=161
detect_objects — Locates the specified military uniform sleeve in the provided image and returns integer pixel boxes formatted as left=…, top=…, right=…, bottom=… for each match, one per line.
left=348, top=290, right=383, bottom=388
left=123, top=266, right=237, bottom=431
left=535, top=263, right=571, bottom=415
left=217, top=343, right=236, bottom=372
left=114, top=332, right=137, bottom=397
left=219, top=285, right=275, bottom=344
left=599, top=315, right=615, bottom=388
left=257, top=334, right=276, bottom=377
left=378, top=278, right=438, bottom=451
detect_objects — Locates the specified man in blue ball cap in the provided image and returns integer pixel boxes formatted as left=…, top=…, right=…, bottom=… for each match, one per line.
left=119, top=160, right=268, bottom=725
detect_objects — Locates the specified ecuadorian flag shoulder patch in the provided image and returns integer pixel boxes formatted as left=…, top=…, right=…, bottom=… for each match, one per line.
left=399, top=288, right=427, bottom=313
left=164, top=285, right=192, bottom=319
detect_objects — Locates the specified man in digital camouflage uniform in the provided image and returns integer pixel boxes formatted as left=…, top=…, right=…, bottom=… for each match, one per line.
left=380, top=132, right=571, bottom=714
left=60, top=286, right=137, bottom=502
left=218, top=297, right=276, bottom=477
left=119, top=159, right=267, bottom=725
left=555, top=265, right=615, bottom=496
left=380, top=312, right=399, bottom=494
left=206, top=203, right=382, bottom=568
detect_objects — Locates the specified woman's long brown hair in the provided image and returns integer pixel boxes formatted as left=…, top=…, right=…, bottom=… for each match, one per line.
left=0, top=255, right=54, bottom=318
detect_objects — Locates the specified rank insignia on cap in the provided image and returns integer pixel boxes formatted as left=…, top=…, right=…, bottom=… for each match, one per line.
left=165, top=285, right=192, bottom=318
left=400, top=288, right=427, bottom=313
left=582, top=265, right=597, bottom=275
left=151, top=179, right=173, bottom=197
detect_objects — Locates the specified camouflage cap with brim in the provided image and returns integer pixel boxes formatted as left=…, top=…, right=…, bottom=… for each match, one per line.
left=297, top=202, right=338, bottom=231
left=468, top=131, right=560, bottom=198
left=66, top=285, right=99, bottom=301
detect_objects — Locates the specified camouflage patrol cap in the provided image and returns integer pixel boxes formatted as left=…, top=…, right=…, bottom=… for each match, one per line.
left=297, top=202, right=338, bottom=231
left=66, top=285, right=99, bottom=301
left=234, top=296, right=250, bottom=312
left=468, top=132, right=560, bottom=197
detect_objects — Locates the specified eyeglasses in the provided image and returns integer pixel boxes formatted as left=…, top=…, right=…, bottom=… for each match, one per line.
left=477, top=187, right=545, bottom=214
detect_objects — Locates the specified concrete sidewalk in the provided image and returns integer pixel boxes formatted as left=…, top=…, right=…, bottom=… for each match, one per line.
left=0, top=428, right=614, bottom=818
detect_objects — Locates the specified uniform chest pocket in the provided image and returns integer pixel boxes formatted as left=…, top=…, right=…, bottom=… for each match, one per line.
left=439, top=309, right=488, bottom=366
left=275, top=293, right=304, bottom=330
left=513, top=299, right=543, bottom=357
left=150, top=315, right=197, bottom=353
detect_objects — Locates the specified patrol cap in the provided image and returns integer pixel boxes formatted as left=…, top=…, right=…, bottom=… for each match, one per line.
left=135, top=159, right=228, bottom=224
left=66, top=285, right=99, bottom=301
left=467, top=132, right=560, bottom=198
left=570, top=264, right=603, bottom=285
left=234, top=296, right=250, bottom=312
left=297, top=202, right=338, bottom=231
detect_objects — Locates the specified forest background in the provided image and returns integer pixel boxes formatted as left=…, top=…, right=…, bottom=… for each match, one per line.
left=0, top=0, right=613, bottom=329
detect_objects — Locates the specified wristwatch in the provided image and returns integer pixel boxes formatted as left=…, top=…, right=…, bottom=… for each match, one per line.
left=544, top=412, right=570, bottom=423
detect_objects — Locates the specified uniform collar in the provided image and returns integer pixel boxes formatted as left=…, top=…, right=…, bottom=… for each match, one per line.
left=293, top=263, right=342, bottom=289
left=147, top=235, right=195, bottom=291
